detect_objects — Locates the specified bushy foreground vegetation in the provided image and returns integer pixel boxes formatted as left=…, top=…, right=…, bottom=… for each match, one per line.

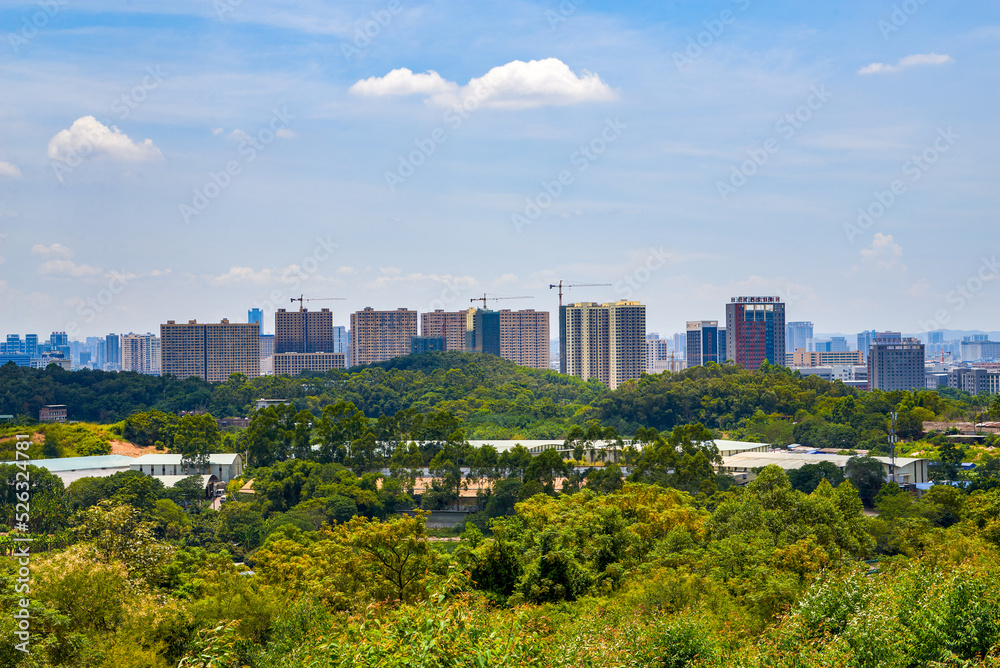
left=4, top=460, right=1000, bottom=667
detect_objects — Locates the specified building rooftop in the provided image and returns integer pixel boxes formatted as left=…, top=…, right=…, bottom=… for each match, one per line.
left=721, top=451, right=925, bottom=470
left=2, top=454, right=136, bottom=472
left=154, top=474, right=217, bottom=488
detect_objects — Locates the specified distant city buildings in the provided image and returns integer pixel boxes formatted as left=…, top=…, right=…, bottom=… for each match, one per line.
left=792, top=349, right=865, bottom=367
left=868, top=336, right=924, bottom=391
left=350, top=308, right=418, bottom=365
left=686, top=320, right=720, bottom=367
left=160, top=319, right=260, bottom=382
left=725, top=296, right=786, bottom=370
left=646, top=333, right=672, bottom=374
left=411, top=336, right=445, bottom=354
left=961, top=340, right=1000, bottom=362
left=561, top=300, right=646, bottom=389
left=786, top=321, right=813, bottom=354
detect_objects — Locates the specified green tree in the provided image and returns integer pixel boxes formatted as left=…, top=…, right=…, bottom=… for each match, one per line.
left=846, top=456, right=885, bottom=507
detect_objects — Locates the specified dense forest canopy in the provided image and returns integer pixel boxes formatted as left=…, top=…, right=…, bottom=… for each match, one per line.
left=2, top=354, right=996, bottom=442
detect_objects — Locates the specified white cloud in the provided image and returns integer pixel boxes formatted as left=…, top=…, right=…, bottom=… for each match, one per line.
left=858, top=53, right=954, bottom=75
left=350, top=58, right=617, bottom=110
left=275, top=128, right=297, bottom=139
left=211, top=127, right=224, bottom=136
left=207, top=266, right=278, bottom=286
left=0, top=161, right=22, bottom=178
left=47, top=116, right=163, bottom=163
left=229, top=129, right=252, bottom=143
left=350, top=68, right=458, bottom=97
left=855, top=233, right=906, bottom=274
left=336, top=266, right=356, bottom=275
left=908, top=278, right=931, bottom=298
left=31, top=243, right=74, bottom=258
left=38, top=259, right=103, bottom=278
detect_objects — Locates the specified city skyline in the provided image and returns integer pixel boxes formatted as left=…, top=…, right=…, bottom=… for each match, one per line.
left=0, top=1, right=998, bottom=337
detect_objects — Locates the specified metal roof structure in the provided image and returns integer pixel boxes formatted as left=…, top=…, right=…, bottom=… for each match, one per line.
left=131, top=453, right=242, bottom=466
left=2, top=455, right=136, bottom=472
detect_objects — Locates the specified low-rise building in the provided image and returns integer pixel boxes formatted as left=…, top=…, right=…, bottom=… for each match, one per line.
left=39, top=405, right=67, bottom=422
left=719, top=451, right=929, bottom=485
left=131, top=453, right=244, bottom=483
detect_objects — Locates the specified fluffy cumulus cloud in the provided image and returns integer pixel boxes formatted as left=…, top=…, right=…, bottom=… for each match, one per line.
left=0, top=161, right=22, bottom=178
left=856, top=233, right=906, bottom=274
left=31, top=243, right=74, bottom=258
left=350, top=58, right=616, bottom=109
left=858, top=53, right=954, bottom=75
left=37, top=260, right=103, bottom=278
left=47, top=116, right=163, bottom=163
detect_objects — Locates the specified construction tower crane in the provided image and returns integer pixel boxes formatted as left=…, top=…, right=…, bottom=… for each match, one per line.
left=548, top=280, right=612, bottom=307
left=290, top=295, right=347, bottom=309
left=470, top=294, right=534, bottom=309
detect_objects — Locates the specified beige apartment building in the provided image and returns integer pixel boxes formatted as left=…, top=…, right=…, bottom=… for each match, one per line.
left=273, top=352, right=346, bottom=376
left=420, top=309, right=473, bottom=351
left=275, top=308, right=334, bottom=354
left=499, top=309, right=550, bottom=370
left=561, top=301, right=646, bottom=389
left=792, top=348, right=865, bottom=367
left=350, top=307, right=418, bottom=365
left=160, top=319, right=260, bottom=382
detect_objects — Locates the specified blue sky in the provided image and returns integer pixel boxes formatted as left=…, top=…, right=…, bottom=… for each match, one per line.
left=0, top=0, right=997, bottom=340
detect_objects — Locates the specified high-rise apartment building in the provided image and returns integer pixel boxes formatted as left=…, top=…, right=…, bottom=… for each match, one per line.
left=498, top=309, right=549, bottom=370
left=350, top=308, right=418, bottom=365
left=725, top=296, right=786, bottom=370
left=248, top=308, right=263, bottom=328
left=273, top=352, right=345, bottom=376
left=686, top=321, right=720, bottom=367
left=121, top=333, right=161, bottom=375
left=561, top=301, right=646, bottom=389
left=470, top=310, right=501, bottom=356
left=275, top=308, right=334, bottom=354
left=718, top=328, right=727, bottom=361
left=160, top=319, right=260, bottom=382
left=786, top=321, right=813, bottom=354
left=333, top=326, right=349, bottom=367
left=421, top=309, right=473, bottom=352
left=868, top=336, right=924, bottom=391
left=104, top=333, right=120, bottom=370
